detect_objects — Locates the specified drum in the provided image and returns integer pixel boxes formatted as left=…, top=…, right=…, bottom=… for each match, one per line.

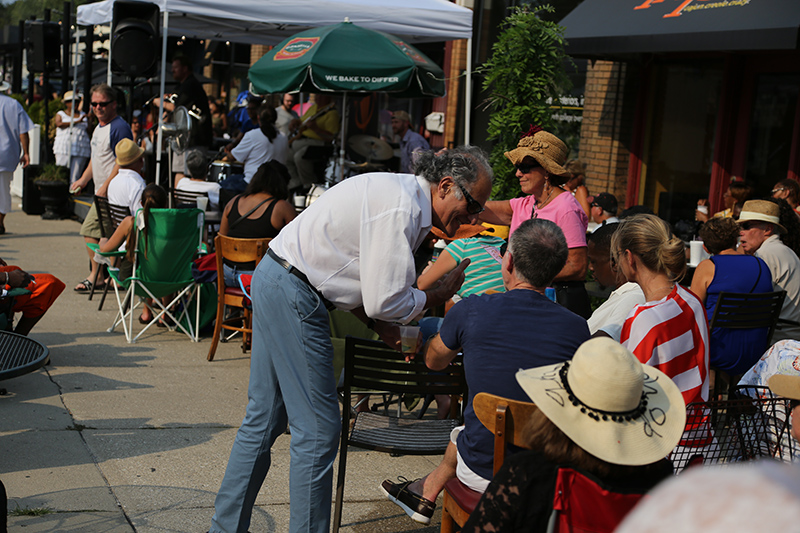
left=209, top=160, right=244, bottom=183
left=305, top=183, right=329, bottom=208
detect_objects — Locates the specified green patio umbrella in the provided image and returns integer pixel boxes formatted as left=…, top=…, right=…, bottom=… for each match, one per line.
left=249, top=19, right=446, bottom=98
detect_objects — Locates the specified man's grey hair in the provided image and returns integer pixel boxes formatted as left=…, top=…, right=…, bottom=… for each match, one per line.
left=185, top=149, right=208, bottom=180
left=415, top=146, right=493, bottom=194
left=509, top=219, right=568, bottom=287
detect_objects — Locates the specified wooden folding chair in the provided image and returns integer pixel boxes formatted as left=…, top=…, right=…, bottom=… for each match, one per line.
left=206, top=235, right=270, bottom=361
left=440, top=392, right=536, bottom=532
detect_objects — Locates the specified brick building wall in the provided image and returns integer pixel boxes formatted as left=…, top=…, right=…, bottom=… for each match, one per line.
left=579, top=60, right=639, bottom=210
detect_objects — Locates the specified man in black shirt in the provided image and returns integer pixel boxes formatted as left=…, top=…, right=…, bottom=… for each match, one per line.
left=154, top=55, right=212, bottom=181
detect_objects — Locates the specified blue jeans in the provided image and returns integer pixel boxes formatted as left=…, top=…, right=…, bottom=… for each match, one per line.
left=222, top=263, right=253, bottom=290
left=210, top=258, right=340, bottom=533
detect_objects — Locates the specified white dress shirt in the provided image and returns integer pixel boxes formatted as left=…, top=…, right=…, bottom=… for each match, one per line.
left=270, top=173, right=431, bottom=324
left=756, top=234, right=800, bottom=341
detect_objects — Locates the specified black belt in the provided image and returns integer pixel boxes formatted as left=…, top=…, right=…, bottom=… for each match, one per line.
left=267, top=248, right=336, bottom=311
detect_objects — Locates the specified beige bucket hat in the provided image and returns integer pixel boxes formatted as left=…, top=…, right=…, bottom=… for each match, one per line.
left=516, top=337, right=686, bottom=466
left=504, top=126, right=571, bottom=178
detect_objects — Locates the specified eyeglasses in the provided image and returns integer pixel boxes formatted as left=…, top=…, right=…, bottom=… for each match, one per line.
left=772, top=187, right=786, bottom=194
left=515, top=162, right=541, bottom=174
left=91, top=101, right=113, bottom=108
left=457, top=183, right=484, bottom=215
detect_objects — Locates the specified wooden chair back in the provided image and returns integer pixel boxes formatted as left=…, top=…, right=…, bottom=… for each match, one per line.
left=206, top=235, right=271, bottom=361
left=472, top=392, right=537, bottom=474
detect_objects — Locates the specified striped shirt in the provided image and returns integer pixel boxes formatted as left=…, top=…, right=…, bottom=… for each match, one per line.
left=444, top=235, right=506, bottom=298
left=621, top=284, right=710, bottom=406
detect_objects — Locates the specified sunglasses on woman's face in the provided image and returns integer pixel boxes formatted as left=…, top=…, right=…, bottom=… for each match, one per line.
left=515, top=162, right=541, bottom=174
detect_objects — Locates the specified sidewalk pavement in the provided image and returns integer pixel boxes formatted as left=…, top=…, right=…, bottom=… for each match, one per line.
left=0, top=204, right=445, bottom=532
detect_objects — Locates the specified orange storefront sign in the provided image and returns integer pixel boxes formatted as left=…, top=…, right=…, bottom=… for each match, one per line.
left=635, top=0, right=752, bottom=18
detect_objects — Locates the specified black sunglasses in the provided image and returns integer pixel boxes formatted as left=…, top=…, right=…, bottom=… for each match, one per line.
left=457, top=183, right=484, bottom=215
left=91, top=101, right=113, bottom=108
left=515, top=162, right=541, bottom=174
left=739, top=221, right=763, bottom=231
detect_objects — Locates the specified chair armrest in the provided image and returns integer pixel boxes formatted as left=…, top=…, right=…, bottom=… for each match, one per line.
left=87, top=242, right=126, bottom=257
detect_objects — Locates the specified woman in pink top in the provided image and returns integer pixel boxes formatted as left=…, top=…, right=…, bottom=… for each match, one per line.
left=481, top=126, right=591, bottom=317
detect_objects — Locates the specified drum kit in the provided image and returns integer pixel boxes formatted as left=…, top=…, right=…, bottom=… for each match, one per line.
left=345, top=135, right=395, bottom=176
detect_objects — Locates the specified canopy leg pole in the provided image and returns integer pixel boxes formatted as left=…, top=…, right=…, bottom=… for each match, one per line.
left=464, top=37, right=472, bottom=146
left=107, top=31, right=112, bottom=86
left=339, top=93, right=346, bottom=183
left=155, top=10, right=169, bottom=190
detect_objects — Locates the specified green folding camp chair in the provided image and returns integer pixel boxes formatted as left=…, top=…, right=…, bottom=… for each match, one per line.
left=96, top=208, right=205, bottom=343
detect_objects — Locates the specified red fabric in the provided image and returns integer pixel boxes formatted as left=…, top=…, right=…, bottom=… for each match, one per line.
left=443, top=478, right=482, bottom=516
left=1, top=267, right=65, bottom=318
left=620, top=285, right=709, bottom=406
left=552, top=468, right=644, bottom=533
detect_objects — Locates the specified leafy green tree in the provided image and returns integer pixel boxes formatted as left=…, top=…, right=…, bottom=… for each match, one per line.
left=479, top=5, right=572, bottom=199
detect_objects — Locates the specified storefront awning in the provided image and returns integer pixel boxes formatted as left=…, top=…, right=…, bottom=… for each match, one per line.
left=560, top=0, right=800, bottom=58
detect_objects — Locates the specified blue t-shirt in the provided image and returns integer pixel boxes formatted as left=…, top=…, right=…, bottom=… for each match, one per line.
left=706, top=254, right=774, bottom=374
left=439, top=289, right=590, bottom=481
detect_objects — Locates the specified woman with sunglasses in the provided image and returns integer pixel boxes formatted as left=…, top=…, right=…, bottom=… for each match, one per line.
left=481, top=126, right=590, bottom=318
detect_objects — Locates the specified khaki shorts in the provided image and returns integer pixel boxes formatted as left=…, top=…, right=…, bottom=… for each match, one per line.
left=80, top=202, right=103, bottom=239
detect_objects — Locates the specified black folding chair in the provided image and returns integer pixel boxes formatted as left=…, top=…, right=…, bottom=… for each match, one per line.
left=332, top=336, right=466, bottom=533
left=91, top=196, right=130, bottom=309
left=708, top=290, right=785, bottom=398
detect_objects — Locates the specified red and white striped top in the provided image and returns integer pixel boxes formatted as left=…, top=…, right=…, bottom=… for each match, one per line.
left=621, top=284, right=710, bottom=406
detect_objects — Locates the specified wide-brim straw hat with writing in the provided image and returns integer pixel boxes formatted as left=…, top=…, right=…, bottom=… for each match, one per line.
left=738, top=199, right=787, bottom=234
left=115, top=138, right=145, bottom=166
left=63, top=90, right=78, bottom=102
left=516, top=337, right=686, bottom=466
left=768, top=374, right=800, bottom=400
left=504, top=126, right=571, bottom=178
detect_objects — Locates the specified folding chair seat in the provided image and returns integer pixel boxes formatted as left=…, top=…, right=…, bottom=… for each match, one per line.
left=333, top=336, right=466, bottom=533
left=206, top=235, right=270, bottom=361
left=441, top=392, right=536, bottom=533
left=97, top=207, right=205, bottom=343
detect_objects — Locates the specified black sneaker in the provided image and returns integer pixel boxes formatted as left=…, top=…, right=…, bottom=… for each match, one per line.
left=380, top=477, right=435, bottom=525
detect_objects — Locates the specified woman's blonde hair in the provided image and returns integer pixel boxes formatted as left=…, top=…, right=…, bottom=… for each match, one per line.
left=611, top=214, right=686, bottom=282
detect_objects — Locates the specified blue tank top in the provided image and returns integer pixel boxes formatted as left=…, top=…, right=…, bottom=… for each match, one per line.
left=705, top=254, right=774, bottom=375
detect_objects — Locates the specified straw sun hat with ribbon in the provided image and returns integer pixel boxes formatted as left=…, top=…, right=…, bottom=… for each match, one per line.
left=516, top=337, right=686, bottom=466
left=115, top=138, right=145, bottom=167
left=504, top=125, right=572, bottom=179
left=738, top=199, right=787, bottom=234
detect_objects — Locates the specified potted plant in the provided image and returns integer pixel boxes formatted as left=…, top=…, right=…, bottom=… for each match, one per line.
left=33, top=164, right=70, bottom=220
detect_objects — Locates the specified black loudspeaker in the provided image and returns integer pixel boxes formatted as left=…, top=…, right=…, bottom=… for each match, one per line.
left=111, top=1, right=160, bottom=78
left=25, top=21, right=61, bottom=73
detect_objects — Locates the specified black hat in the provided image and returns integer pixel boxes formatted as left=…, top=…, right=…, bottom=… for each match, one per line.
left=591, top=192, right=618, bottom=215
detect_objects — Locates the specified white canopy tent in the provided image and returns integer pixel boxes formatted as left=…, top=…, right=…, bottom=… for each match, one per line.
left=76, top=0, right=473, bottom=45
left=76, top=0, right=474, bottom=182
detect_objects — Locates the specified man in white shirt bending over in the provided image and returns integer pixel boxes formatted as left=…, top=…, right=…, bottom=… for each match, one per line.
left=210, top=146, right=494, bottom=533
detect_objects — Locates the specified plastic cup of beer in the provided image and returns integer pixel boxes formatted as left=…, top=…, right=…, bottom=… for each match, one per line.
left=196, top=197, right=209, bottom=211
left=399, top=325, right=421, bottom=355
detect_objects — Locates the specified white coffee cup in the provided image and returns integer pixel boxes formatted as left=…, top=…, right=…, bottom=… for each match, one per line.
left=196, top=197, right=209, bottom=211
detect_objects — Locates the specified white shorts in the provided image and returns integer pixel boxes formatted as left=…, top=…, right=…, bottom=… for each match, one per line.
left=452, top=425, right=491, bottom=493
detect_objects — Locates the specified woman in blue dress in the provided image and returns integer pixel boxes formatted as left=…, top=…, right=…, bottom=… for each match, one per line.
left=690, top=217, right=774, bottom=375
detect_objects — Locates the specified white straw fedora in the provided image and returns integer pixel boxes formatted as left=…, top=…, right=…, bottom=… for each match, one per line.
left=516, top=337, right=686, bottom=466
